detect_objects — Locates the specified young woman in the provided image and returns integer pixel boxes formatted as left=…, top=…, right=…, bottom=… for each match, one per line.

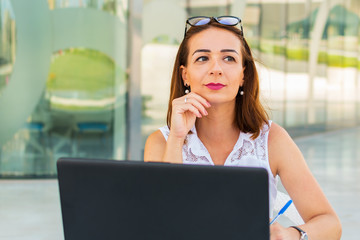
left=144, top=16, right=341, bottom=239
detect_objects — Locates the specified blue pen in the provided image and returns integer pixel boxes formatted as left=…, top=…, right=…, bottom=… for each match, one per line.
left=270, top=200, right=293, bottom=225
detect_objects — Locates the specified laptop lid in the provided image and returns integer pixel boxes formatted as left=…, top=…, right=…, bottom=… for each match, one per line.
left=57, top=158, right=269, bottom=240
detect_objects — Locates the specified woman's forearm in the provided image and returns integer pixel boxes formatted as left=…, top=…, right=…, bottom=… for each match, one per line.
left=297, top=213, right=342, bottom=240
left=161, top=134, right=185, bottom=164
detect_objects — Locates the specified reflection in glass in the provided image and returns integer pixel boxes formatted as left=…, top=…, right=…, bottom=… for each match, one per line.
left=141, top=0, right=186, bottom=145
left=2, top=0, right=360, bottom=176
left=285, top=1, right=308, bottom=129
left=0, top=0, right=16, bottom=97
left=0, top=1, right=127, bottom=177
left=46, top=48, right=115, bottom=160
left=0, top=48, right=115, bottom=176
left=48, top=0, right=119, bottom=15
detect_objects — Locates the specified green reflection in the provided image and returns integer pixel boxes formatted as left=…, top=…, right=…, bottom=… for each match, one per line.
left=249, top=4, right=360, bottom=68
left=47, top=48, right=115, bottom=111
left=0, top=0, right=127, bottom=176
left=49, top=0, right=118, bottom=15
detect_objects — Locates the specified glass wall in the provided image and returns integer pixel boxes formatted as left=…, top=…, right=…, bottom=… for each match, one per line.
left=1, top=0, right=360, bottom=177
left=0, top=0, right=127, bottom=177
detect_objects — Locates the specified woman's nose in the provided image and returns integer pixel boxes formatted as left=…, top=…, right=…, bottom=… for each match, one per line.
left=209, top=60, right=223, bottom=76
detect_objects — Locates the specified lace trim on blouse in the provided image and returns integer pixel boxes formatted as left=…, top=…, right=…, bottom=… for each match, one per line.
left=181, top=123, right=270, bottom=167
left=159, top=121, right=278, bottom=217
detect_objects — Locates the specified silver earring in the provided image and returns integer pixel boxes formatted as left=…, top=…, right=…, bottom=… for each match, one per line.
left=185, top=84, right=190, bottom=94
left=239, top=87, right=244, bottom=96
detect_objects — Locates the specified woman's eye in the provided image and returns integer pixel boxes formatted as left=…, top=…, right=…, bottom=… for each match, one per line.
left=224, top=56, right=236, bottom=62
left=196, top=56, right=208, bottom=62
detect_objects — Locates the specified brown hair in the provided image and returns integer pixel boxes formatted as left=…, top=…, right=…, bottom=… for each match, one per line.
left=167, top=20, right=268, bottom=139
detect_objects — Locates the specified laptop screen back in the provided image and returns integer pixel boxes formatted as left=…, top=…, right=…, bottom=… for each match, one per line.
left=57, top=158, right=269, bottom=240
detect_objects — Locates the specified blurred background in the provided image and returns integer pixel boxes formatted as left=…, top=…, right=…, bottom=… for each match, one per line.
left=1, top=1, right=360, bottom=239
left=0, top=0, right=359, bottom=178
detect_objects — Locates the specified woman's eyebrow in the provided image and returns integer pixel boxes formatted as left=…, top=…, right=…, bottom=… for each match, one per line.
left=221, top=49, right=239, bottom=55
left=192, top=49, right=239, bottom=55
left=192, top=49, right=210, bottom=56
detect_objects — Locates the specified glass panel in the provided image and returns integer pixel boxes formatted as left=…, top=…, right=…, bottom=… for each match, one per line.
left=0, top=1, right=127, bottom=177
left=4, top=0, right=360, bottom=176
left=49, top=0, right=118, bottom=15
left=243, top=1, right=260, bottom=51
left=187, top=0, right=231, bottom=16
left=356, top=0, right=360, bottom=123
left=47, top=48, right=115, bottom=160
left=257, top=1, right=287, bottom=127
left=326, top=1, right=347, bottom=129
left=285, top=1, right=309, bottom=132
left=141, top=0, right=186, bottom=148
left=309, top=0, right=327, bottom=129
left=342, top=1, right=358, bottom=126
left=0, top=0, right=16, bottom=97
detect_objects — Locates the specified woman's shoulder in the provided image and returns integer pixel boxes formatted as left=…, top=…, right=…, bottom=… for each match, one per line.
left=268, top=122, right=295, bottom=158
left=268, top=122, right=291, bottom=143
left=144, top=129, right=167, bottom=162
left=268, top=122, right=300, bottom=172
left=146, top=129, right=166, bottom=146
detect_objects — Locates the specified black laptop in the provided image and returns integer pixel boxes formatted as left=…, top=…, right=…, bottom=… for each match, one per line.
left=57, top=158, right=269, bottom=240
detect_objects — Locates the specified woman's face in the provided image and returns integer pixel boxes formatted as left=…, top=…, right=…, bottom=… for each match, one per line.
left=181, top=27, right=245, bottom=105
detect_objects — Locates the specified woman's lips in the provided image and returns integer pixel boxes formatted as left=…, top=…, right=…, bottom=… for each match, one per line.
left=205, top=83, right=225, bottom=90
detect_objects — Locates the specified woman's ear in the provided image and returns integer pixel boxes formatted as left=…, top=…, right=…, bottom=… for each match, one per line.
left=180, top=65, right=188, bottom=84
left=241, top=66, right=245, bottom=84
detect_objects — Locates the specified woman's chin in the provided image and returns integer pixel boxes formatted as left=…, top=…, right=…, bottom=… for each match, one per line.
left=207, top=98, right=236, bottom=106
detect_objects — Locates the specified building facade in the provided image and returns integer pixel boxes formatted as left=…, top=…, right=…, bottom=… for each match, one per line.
left=0, top=0, right=359, bottom=177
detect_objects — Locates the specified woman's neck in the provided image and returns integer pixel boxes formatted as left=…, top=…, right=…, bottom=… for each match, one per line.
left=195, top=102, right=239, bottom=143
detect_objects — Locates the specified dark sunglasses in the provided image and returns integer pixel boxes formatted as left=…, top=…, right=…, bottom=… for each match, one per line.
left=184, top=16, right=243, bottom=37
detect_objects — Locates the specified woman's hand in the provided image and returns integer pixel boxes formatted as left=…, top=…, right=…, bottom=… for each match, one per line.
left=270, top=223, right=300, bottom=240
left=144, top=92, right=211, bottom=164
left=170, top=92, right=211, bottom=140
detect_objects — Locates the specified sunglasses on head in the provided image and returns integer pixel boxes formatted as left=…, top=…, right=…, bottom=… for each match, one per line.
left=184, top=16, right=243, bottom=37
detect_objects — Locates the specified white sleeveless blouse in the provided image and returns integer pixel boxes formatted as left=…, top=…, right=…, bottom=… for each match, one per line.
left=159, top=121, right=278, bottom=217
